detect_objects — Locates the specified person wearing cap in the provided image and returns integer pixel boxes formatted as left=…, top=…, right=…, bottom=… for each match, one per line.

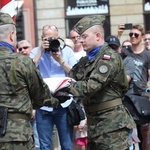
left=59, top=14, right=136, bottom=149
left=0, top=12, right=59, bottom=149
left=105, top=35, right=121, bottom=53
left=105, top=36, right=135, bottom=83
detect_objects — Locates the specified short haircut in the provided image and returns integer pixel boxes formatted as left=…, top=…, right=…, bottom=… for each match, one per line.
left=132, top=25, right=145, bottom=36
left=17, top=40, right=32, bottom=48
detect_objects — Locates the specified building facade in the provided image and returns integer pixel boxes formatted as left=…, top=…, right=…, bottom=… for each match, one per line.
left=17, top=0, right=150, bottom=46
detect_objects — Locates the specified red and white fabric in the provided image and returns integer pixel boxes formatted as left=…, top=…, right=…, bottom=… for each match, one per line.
left=0, top=0, right=24, bottom=22
left=0, top=0, right=16, bottom=17
left=42, top=77, right=75, bottom=109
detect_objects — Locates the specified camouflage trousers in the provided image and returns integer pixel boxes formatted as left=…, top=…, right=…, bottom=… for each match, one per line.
left=87, top=127, right=130, bottom=150
left=85, top=105, right=135, bottom=150
left=0, top=136, right=35, bottom=150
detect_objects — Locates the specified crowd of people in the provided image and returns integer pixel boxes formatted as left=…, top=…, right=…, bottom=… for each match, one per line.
left=0, top=12, right=150, bottom=150
left=105, top=24, right=150, bottom=150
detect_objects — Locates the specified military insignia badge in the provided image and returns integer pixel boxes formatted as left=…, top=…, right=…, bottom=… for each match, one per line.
left=99, top=65, right=108, bottom=73
left=102, top=54, right=110, bottom=60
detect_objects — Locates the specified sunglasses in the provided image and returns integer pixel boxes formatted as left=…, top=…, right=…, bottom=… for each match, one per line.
left=129, top=32, right=140, bottom=38
left=18, top=46, right=29, bottom=51
left=144, top=38, right=150, bottom=41
left=122, top=45, right=132, bottom=49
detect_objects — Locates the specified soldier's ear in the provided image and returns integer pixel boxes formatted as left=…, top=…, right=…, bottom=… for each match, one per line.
left=9, top=30, right=16, bottom=42
left=95, top=32, right=101, bottom=41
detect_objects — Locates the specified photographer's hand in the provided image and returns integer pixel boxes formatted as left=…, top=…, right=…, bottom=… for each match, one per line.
left=33, top=37, right=49, bottom=65
left=117, top=23, right=125, bottom=40
left=50, top=48, right=62, bottom=62
left=41, top=37, right=49, bottom=50
left=51, top=50, right=71, bottom=73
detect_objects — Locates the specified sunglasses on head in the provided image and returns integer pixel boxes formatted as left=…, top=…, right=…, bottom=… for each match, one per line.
left=42, top=25, right=58, bottom=32
left=18, top=46, right=29, bottom=51
left=129, top=32, right=140, bottom=38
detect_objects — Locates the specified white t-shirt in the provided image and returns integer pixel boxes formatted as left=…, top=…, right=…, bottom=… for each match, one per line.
left=74, top=50, right=86, bottom=62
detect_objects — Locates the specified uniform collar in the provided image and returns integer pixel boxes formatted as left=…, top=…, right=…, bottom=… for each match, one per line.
left=0, top=41, right=15, bottom=52
left=87, top=45, right=102, bottom=60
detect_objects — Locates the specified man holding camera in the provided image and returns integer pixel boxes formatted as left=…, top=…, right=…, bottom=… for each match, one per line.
left=30, top=25, right=76, bottom=150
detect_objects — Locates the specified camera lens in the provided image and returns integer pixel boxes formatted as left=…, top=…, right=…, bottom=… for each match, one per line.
left=49, top=39, right=60, bottom=52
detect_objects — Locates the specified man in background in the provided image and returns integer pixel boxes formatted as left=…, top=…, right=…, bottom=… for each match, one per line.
left=70, top=29, right=86, bottom=62
left=17, top=40, right=32, bottom=55
left=105, top=35, right=121, bottom=53
left=126, top=25, right=150, bottom=150
left=30, top=24, right=77, bottom=150
left=144, top=31, right=150, bottom=51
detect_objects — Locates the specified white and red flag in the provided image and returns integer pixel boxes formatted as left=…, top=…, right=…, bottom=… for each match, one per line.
left=0, top=0, right=16, bottom=22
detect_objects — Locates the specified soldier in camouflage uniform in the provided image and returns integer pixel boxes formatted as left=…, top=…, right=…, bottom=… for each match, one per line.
left=0, top=12, right=59, bottom=150
left=66, top=15, right=136, bottom=150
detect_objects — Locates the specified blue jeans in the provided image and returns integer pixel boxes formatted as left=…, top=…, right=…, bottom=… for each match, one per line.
left=30, top=119, right=40, bottom=150
left=36, top=108, right=73, bottom=150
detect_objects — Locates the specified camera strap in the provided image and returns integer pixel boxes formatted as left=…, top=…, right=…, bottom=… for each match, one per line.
left=58, top=38, right=66, bottom=50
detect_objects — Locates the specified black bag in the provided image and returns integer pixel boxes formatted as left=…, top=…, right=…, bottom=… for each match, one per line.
left=67, top=100, right=85, bottom=126
left=54, top=91, right=86, bottom=125
left=123, top=94, right=150, bottom=125
left=0, top=107, right=8, bottom=137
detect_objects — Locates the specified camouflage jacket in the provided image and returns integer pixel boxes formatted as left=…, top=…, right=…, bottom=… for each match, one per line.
left=68, top=44, right=136, bottom=131
left=0, top=46, right=59, bottom=142
left=68, top=44, right=128, bottom=103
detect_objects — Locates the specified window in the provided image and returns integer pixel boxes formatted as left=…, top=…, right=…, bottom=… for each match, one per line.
left=65, top=0, right=110, bottom=38
left=143, top=0, right=150, bottom=31
left=16, top=11, right=24, bottom=41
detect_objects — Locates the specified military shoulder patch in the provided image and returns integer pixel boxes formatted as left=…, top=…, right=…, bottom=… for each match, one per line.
left=102, top=54, right=110, bottom=60
left=99, top=65, right=108, bottom=73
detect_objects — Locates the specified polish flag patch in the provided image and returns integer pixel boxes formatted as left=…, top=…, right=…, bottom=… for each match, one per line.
left=102, top=55, right=111, bottom=60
